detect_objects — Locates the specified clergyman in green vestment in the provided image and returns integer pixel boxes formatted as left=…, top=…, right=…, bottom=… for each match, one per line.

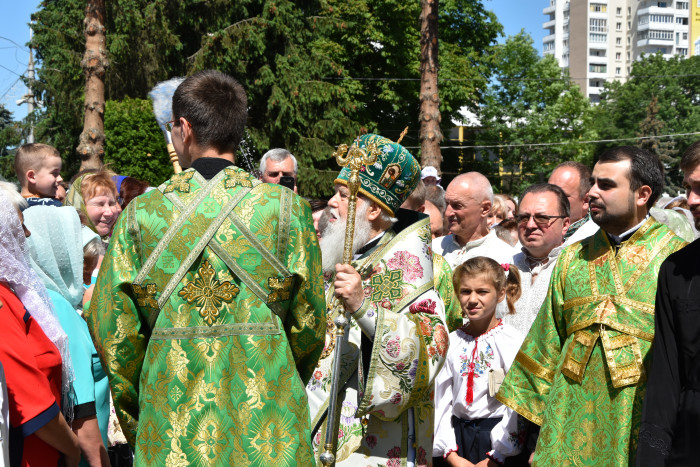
left=86, top=71, right=326, bottom=466
left=497, top=146, right=687, bottom=466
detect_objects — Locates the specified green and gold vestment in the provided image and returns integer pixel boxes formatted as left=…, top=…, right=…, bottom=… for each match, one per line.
left=497, top=217, right=686, bottom=466
left=86, top=167, right=326, bottom=466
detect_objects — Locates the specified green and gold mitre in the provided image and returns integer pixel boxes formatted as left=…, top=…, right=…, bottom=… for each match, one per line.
left=334, top=133, right=421, bottom=217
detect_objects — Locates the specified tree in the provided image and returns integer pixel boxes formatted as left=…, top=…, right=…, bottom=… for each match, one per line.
left=77, top=0, right=108, bottom=170
left=594, top=53, right=700, bottom=192
left=476, top=32, right=597, bottom=193
left=0, top=106, right=22, bottom=181
left=31, top=0, right=502, bottom=196
left=103, top=98, right=175, bottom=186
left=419, top=0, right=442, bottom=170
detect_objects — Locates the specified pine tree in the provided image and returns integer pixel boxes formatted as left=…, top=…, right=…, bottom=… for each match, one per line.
left=637, top=96, right=679, bottom=194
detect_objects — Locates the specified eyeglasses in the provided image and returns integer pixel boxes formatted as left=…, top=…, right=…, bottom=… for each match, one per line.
left=165, top=120, right=179, bottom=132
left=514, top=213, right=567, bottom=226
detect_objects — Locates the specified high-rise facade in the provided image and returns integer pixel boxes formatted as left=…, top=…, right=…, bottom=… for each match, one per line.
left=543, top=0, right=691, bottom=103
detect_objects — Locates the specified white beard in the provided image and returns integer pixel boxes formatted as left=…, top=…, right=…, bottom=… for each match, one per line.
left=320, top=202, right=373, bottom=274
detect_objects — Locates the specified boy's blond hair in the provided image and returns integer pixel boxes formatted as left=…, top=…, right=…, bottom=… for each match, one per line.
left=14, top=143, right=61, bottom=186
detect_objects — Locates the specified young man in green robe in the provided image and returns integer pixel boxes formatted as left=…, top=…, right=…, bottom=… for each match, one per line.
left=497, top=146, right=687, bottom=466
left=86, top=70, right=326, bottom=466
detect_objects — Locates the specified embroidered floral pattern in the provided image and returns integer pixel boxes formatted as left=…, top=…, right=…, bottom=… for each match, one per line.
left=460, top=343, right=494, bottom=377
left=387, top=251, right=423, bottom=282
left=178, top=260, right=239, bottom=326
left=223, top=167, right=254, bottom=189
left=267, top=275, right=294, bottom=302
left=132, top=283, right=158, bottom=311
left=163, top=171, right=194, bottom=193
left=409, top=298, right=437, bottom=315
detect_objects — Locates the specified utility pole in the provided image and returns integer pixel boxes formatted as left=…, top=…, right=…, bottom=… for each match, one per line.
left=17, top=28, right=38, bottom=143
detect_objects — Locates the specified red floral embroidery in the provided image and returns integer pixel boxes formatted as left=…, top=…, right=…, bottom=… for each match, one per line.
left=387, top=447, right=402, bottom=467
left=409, top=298, right=437, bottom=315
left=434, top=324, right=449, bottom=357
left=387, top=250, right=423, bottom=282
left=416, top=447, right=428, bottom=466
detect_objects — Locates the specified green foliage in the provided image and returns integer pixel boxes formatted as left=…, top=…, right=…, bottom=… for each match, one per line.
left=0, top=106, right=22, bottom=181
left=476, top=32, right=597, bottom=194
left=594, top=53, right=700, bottom=195
left=103, top=98, right=174, bottom=185
left=31, top=0, right=502, bottom=197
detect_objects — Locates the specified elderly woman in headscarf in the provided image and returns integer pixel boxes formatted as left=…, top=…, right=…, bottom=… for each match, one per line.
left=0, top=181, right=81, bottom=466
left=24, top=205, right=111, bottom=466
left=64, top=171, right=121, bottom=245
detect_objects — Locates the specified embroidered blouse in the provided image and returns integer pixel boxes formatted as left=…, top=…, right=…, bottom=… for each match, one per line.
left=433, top=321, right=525, bottom=463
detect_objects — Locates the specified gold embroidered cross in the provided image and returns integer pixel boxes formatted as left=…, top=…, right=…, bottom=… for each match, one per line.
left=179, top=260, right=240, bottom=326
left=164, top=171, right=194, bottom=193
left=370, top=269, right=403, bottom=302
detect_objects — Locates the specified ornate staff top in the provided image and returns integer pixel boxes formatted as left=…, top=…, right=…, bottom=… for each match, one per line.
left=332, top=139, right=382, bottom=265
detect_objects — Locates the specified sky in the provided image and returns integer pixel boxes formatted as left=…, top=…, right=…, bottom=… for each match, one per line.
left=0, top=1, right=548, bottom=122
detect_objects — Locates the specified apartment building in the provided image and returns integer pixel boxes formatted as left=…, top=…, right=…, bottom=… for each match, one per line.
left=543, top=0, right=691, bottom=103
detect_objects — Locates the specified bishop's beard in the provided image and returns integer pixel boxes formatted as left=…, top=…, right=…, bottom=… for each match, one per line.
left=320, top=201, right=373, bottom=274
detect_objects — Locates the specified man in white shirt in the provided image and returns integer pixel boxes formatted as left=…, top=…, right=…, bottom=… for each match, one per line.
left=548, top=161, right=598, bottom=245
left=506, top=183, right=570, bottom=335
left=432, top=172, right=513, bottom=270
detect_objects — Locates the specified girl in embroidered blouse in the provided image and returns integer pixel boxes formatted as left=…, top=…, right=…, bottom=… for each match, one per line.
left=434, top=256, right=526, bottom=467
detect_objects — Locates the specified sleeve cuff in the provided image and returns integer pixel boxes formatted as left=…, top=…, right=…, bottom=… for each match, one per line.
left=18, top=402, right=59, bottom=437
left=74, top=401, right=97, bottom=420
left=443, top=447, right=458, bottom=459
left=352, top=299, right=377, bottom=339
left=487, top=451, right=505, bottom=465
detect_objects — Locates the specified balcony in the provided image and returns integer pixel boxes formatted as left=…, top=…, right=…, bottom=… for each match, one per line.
left=637, top=5, right=672, bottom=16
left=543, top=4, right=555, bottom=14
left=637, top=38, right=673, bottom=47
left=544, top=19, right=556, bottom=29
left=543, top=33, right=556, bottom=43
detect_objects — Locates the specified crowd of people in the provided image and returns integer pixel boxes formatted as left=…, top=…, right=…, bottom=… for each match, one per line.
left=0, top=69, right=699, bottom=467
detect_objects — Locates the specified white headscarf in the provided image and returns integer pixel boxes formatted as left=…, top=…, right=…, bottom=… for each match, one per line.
left=0, top=192, right=74, bottom=418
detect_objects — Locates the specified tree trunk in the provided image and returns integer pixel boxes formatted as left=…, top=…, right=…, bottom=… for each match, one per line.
left=77, top=0, right=107, bottom=171
left=419, top=0, right=442, bottom=171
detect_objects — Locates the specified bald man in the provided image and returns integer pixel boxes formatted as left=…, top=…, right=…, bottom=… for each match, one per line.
left=432, top=172, right=514, bottom=269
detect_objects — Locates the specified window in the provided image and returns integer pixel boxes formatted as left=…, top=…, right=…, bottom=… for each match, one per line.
left=616, top=52, right=622, bottom=60
left=616, top=22, right=622, bottom=30
left=590, top=33, right=607, bottom=42
left=616, top=67, right=621, bottom=75
left=638, top=30, right=674, bottom=40
left=589, top=64, right=607, bottom=73
left=683, top=32, right=688, bottom=40
left=657, top=1, right=668, bottom=6
left=590, top=18, right=608, bottom=32
left=616, top=7, right=622, bottom=15
left=616, top=37, right=622, bottom=45
left=544, top=41, right=555, bottom=51
left=677, top=1, right=689, bottom=8
left=648, top=14, right=673, bottom=22
left=677, top=48, right=688, bottom=55
left=676, top=17, right=689, bottom=25
left=590, top=3, right=607, bottom=12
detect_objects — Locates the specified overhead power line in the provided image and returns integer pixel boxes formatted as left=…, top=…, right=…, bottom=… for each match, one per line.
left=321, top=73, right=700, bottom=82
left=400, top=131, right=700, bottom=150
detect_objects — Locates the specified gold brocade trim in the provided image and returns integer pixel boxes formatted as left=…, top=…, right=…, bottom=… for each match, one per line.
left=561, top=330, right=597, bottom=383
left=276, top=188, right=292, bottom=263
left=559, top=245, right=577, bottom=286
left=600, top=328, right=644, bottom=388
left=607, top=247, right=626, bottom=296
left=495, top=393, right=543, bottom=426
left=566, top=318, right=654, bottom=342
left=623, top=230, right=675, bottom=294
left=588, top=258, right=600, bottom=296
left=564, top=294, right=654, bottom=315
left=514, top=350, right=555, bottom=383
left=150, top=322, right=280, bottom=339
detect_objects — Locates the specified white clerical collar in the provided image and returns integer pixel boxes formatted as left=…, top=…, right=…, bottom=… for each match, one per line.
left=606, top=214, right=649, bottom=246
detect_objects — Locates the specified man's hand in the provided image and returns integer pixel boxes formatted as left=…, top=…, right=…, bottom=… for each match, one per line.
left=334, top=263, right=364, bottom=313
left=446, top=452, right=475, bottom=467
left=475, top=458, right=500, bottom=467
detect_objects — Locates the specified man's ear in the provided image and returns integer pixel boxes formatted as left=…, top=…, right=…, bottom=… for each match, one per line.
left=480, top=200, right=492, bottom=218
left=366, top=202, right=384, bottom=222
left=582, top=194, right=590, bottom=212
left=636, top=185, right=653, bottom=207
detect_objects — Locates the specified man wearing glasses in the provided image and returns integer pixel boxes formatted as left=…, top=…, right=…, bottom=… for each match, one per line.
left=505, top=183, right=570, bottom=336
left=498, top=146, right=687, bottom=466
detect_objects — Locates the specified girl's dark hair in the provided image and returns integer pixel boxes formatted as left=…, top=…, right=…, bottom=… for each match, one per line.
left=452, top=256, right=522, bottom=314
left=119, top=177, right=149, bottom=208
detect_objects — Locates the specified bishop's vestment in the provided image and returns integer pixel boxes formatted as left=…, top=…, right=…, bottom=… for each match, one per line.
left=307, top=212, right=448, bottom=466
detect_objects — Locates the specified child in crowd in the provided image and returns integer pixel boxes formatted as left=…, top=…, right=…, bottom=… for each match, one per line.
left=434, top=256, right=525, bottom=466
left=14, top=143, right=64, bottom=208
